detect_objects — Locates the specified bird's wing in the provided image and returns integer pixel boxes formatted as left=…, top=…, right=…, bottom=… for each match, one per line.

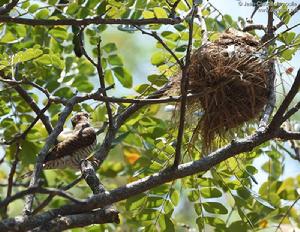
left=45, top=127, right=96, bottom=162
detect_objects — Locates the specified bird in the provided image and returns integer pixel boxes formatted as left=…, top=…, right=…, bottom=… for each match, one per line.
left=43, top=112, right=97, bottom=169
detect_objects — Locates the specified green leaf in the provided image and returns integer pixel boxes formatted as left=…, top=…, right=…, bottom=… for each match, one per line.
left=146, top=196, right=164, bottom=208
left=196, top=217, right=204, bottom=231
left=158, top=214, right=174, bottom=232
left=112, top=67, right=132, bottom=88
left=72, top=78, right=93, bottom=93
left=136, top=0, right=147, bottom=9
left=237, top=187, right=251, bottom=199
left=49, top=27, right=68, bottom=40
left=188, top=190, right=200, bottom=202
left=148, top=74, right=168, bottom=87
left=0, top=99, right=10, bottom=116
left=200, top=187, right=222, bottom=198
left=126, top=194, right=147, bottom=211
left=142, top=10, right=154, bottom=19
left=54, top=87, right=73, bottom=98
left=102, top=43, right=117, bottom=53
left=104, top=69, right=114, bottom=85
left=28, top=4, right=39, bottom=13
left=153, top=7, right=168, bottom=18
left=194, top=203, right=202, bottom=215
left=204, top=217, right=226, bottom=227
left=138, top=208, right=159, bottom=220
left=228, top=221, right=248, bottom=232
left=35, top=54, right=64, bottom=69
left=151, top=52, right=166, bottom=66
left=202, top=202, right=228, bottom=214
left=36, top=9, right=49, bottom=19
left=108, top=54, right=123, bottom=66
left=12, top=48, right=43, bottom=64
left=170, top=189, right=179, bottom=206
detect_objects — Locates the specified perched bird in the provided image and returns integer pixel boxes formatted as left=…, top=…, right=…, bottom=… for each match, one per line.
left=43, top=112, right=97, bottom=169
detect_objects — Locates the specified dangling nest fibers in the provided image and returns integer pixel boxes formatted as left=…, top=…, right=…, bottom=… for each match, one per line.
left=168, top=28, right=269, bottom=150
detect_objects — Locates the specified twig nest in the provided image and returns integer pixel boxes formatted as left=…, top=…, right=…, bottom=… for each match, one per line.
left=169, top=28, right=269, bottom=150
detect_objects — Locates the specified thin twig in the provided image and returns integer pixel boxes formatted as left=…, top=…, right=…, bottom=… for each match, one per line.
left=2, top=102, right=51, bottom=145
left=173, top=4, right=197, bottom=167
left=269, top=69, right=300, bottom=130
left=32, top=176, right=83, bottom=215
left=0, top=185, right=85, bottom=209
left=78, top=28, right=114, bottom=129
left=134, top=26, right=184, bottom=69
left=1, top=143, right=21, bottom=218
left=275, top=4, right=300, bottom=30
left=197, top=2, right=208, bottom=44
left=169, top=0, right=181, bottom=18
left=275, top=195, right=300, bottom=232
left=96, top=38, right=114, bottom=129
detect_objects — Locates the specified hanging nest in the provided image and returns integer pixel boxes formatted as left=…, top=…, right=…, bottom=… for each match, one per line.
left=167, top=28, right=269, bottom=151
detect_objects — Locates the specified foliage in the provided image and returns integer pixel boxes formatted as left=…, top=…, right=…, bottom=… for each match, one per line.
left=0, top=0, right=300, bottom=231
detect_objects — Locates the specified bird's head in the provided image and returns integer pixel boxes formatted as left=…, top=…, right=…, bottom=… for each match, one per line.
left=71, top=112, right=90, bottom=128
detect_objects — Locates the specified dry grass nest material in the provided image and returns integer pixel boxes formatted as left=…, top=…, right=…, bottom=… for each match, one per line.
left=168, top=28, right=269, bottom=150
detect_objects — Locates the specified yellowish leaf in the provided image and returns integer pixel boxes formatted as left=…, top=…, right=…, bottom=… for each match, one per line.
left=124, top=147, right=141, bottom=165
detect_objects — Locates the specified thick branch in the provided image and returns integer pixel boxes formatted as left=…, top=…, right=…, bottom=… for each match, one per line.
left=258, top=61, right=276, bottom=130
left=0, top=127, right=276, bottom=232
left=80, top=160, right=106, bottom=195
left=23, top=96, right=79, bottom=215
left=258, top=1, right=276, bottom=131
left=0, top=16, right=182, bottom=26
left=38, top=208, right=120, bottom=232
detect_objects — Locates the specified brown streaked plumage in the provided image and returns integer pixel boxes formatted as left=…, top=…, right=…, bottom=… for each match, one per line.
left=44, top=112, right=97, bottom=169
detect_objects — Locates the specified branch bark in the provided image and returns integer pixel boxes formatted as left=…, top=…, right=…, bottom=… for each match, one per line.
left=0, top=0, right=19, bottom=15
left=0, top=126, right=278, bottom=232
left=37, top=208, right=120, bottom=232
left=0, top=16, right=182, bottom=26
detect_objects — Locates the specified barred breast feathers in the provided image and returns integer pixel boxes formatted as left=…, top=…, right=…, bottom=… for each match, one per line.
left=44, top=124, right=97, bottom=169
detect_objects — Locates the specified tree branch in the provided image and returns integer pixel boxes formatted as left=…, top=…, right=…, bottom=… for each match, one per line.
left=134, top=26, right=184, bottom=69
left=12, top=85, right=53, bottom=135
left=173, top=4, right=197, bottom=167
left=0, top=16, right=182, bottom=27
left=2, top=102, right=51, bottom=145
left=0, top=185, right=84, bottom=210
left=276, top=129, right=300, bottom=141
left=275, top=4, right=300, bottom=30
left=37, top=208, right=120, bottom=232
left=0, top=0, right=19, bottom=15
left=78, top=27, right=114, bottom=129
left=0, top=125, right=279, bottom=232
left=269, top=68, right=300, bottom=130
left=258, top=0, right=276, bottom=131
left=1, top=143, right=20, bottom=218
left=32, top=176, right=83, bottom=215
